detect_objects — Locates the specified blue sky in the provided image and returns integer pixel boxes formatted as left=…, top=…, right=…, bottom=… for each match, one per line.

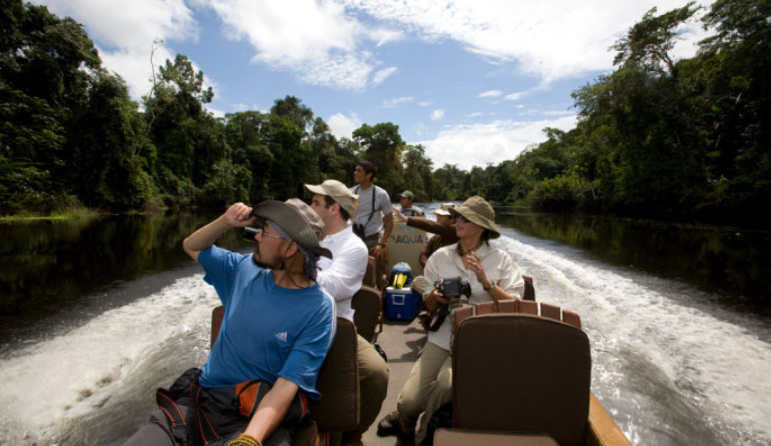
left=34, top=0, right=711, bottom=170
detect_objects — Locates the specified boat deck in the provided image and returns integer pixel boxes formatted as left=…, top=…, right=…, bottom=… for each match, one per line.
left=363, top=313, right=427, bottom=446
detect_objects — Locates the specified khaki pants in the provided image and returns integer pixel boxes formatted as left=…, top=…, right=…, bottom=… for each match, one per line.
left=396, top=341, right=453, bottom=444
left=357, top=334, right=390, bottom=431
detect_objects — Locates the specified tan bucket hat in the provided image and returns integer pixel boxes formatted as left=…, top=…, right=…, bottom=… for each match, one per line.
left=449, top=196, right=500, bottom=239
left=304, top=179, right=360, bottom=218
left=433, top=203, right=454, bottom=216
left=250, top=198, right=333, bottom=258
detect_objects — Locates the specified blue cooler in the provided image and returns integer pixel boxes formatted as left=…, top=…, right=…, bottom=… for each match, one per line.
left=385, top=287, right=423, bottom=321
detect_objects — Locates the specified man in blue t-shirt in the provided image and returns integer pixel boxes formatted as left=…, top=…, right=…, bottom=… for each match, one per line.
left=124, top=199, right=336, bottom=446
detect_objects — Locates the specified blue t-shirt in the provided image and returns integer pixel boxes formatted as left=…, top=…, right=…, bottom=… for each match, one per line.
left=197, top=246, right=336, bottom=401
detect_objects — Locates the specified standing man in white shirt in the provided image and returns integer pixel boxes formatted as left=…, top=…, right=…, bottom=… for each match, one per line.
left=351, top=161, right=393, bottom=290
left=305, top=179, right=390, bottom=446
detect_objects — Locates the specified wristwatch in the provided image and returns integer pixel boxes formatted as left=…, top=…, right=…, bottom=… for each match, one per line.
left=485, top=278, right=495, bottom=291
left=378, top=242, right=387, bottom=248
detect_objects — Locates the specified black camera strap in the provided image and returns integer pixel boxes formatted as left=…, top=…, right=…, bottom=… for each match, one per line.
left=354, top=185, right=377, bottom=234
left=424, top=305, right=449, bottom=331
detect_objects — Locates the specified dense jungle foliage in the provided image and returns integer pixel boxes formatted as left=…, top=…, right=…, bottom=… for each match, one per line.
left=1, top=0, right=769, bottom=225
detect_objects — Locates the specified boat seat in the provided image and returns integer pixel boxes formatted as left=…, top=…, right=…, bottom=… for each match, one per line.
left=351, top=285, right=381, bottom=342
left=211, top=308, right=360, bottom=446
left=435, top=311, right=591, bottom=446
left=434, top=429, right=558, bottom=446
left=522, top=274, right=535, bottom=301
left=362, top=256, right=377, bottom=288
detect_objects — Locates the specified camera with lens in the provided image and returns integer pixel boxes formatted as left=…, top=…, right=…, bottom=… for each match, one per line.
left=435, top=277, right=472, bottom=299
left=424, top=277, right=472, bottom=332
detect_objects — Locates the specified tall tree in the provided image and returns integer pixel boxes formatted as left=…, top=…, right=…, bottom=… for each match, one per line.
left=1, top=0, right=102, bottom=212
left=271, top=96, right=315, bottom=132
left=613, top=2, right=700, bottom=77
left=352, top=122, right=404, bottom=193
left=401, top=144, right=433, bottom=200
left=144, top=54, right=218, bottom=206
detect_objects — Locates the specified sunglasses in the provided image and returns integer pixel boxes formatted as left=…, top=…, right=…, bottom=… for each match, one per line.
left=242, top=227, right=285, bottom=241
left=455, top=214, right=473, bottom=224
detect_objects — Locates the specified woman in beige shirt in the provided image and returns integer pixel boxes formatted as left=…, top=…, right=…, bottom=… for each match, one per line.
left=378, top=196, right=525, bottom=446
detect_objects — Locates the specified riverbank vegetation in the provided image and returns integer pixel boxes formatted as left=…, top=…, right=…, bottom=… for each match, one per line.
left=1, top=0, right=768, bottom=226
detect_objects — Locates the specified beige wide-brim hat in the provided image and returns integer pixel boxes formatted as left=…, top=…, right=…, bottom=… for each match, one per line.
left=449, top=196, right=501, bottom=239
left=251, top=198, right=333, bottom=258
left=434, top=203, right=454, bottom=216
left=304, top=179, right=359, bottom=218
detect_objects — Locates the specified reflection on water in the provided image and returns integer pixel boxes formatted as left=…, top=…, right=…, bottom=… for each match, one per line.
left=495, top=206, right=771, bottom=312
left=0, top=211, right=247, bottom=341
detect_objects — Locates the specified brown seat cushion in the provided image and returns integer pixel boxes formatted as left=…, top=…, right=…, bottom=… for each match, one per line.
left=309, top=317, right=360, bottom=431
left=452, top=314, right=591, bottom=446
left=351, top=286, right=381, bottom=342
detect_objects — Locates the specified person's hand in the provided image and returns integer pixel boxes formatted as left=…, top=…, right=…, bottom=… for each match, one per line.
left=425, top=287, right=449, bottom=312
left=224, top=202, right=256, bottom=228
left=374, top=244, right=386, bottom=259
left=462, top=251, right=488, bottom=284
left=393, top=207, right=407, bottom=224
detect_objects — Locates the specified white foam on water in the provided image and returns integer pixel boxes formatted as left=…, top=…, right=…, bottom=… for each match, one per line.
left=493, top=235, right=771, bottom=444
left=0, top=274, right=218, bottom=444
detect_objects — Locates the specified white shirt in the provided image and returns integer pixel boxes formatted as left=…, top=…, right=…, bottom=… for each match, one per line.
left=423, top=242, right=525, bottom=351
left=317, top=225, right=369, bottom=322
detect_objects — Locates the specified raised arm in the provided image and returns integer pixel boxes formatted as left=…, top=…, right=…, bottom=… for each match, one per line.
left=183, top=203, right=255, bottom=261
left=406, top=217, right=456, bottom=239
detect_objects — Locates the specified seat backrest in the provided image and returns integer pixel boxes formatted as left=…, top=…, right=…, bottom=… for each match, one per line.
left=309, top=317, right=360, bottom=431
left=210, top=309, right=360, bottom=432
left=362, top=256, right=376, bottom=287
left=351, top=286, right=381, bottom=342
left=434, top=429, right=559, bottom=446
left=451, top=313, right=591, bottom=446
left=522, top=274, right=535, bottom=301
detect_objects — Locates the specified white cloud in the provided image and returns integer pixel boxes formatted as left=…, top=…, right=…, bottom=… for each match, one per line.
left=344, top=0, right=712, bottom=82
left=478, top=90, right=503, bottom=98
left=327, top=112, right=361, bottom=140
left=33, top=0, right=197, bottom=99
left=202, top=0, right=403, bottom=90
left=372, top=67, right=398, bottom=86
left=430, top=109, right=445, bottom=121
left=505, top=92, right=525, bottom=101
left=35, top=0, right=713, bottom=102
left=383, top=97, right=414, bottom=108
left=419, top=114, right=577, bottom=169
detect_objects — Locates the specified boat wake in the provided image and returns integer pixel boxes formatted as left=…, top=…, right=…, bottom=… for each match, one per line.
left=0, top=274, right=218, bottom=445
left=494, top=232, right=771, bottom=445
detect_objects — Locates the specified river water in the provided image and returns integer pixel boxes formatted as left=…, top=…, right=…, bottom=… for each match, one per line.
left=1, top=206, right=770, bottom=445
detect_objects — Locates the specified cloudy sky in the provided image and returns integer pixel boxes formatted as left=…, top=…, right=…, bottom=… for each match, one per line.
left=33, top=0, right=711, bottom=170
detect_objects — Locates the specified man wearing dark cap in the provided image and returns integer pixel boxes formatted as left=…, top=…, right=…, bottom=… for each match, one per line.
left=124, top=200, right=336, bottom=446
left=398, top=190, right=424, bottom=217
left=305, top=179, right=389, bottom=446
